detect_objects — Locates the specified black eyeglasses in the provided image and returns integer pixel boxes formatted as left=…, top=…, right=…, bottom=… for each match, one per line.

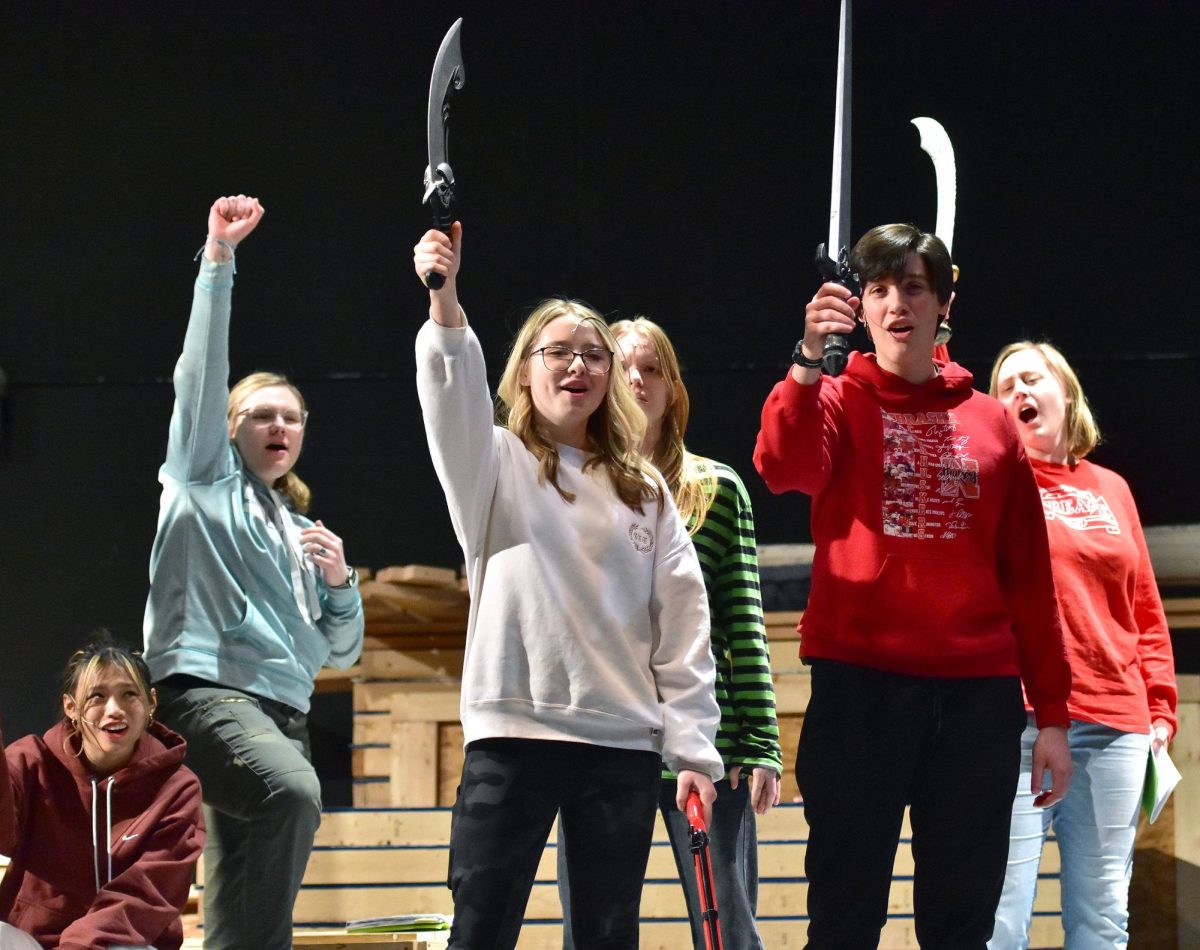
left=529, top=345, right=613, bottom=375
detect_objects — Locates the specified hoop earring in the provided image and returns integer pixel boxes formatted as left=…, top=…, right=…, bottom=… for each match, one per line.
left=933, top=315, right=953, bottom=347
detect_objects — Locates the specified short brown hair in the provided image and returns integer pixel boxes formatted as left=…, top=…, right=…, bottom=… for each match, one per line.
left=851, top=224, right=954, bottom=304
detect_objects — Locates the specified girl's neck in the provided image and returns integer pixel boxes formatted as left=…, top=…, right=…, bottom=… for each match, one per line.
left=640, top=419, right=663, bottom=458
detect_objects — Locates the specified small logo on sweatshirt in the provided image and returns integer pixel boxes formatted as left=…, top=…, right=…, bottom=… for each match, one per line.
left=629, top=523, right=654, bottom=554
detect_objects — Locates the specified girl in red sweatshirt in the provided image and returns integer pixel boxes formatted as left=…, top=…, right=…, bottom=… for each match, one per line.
left=987, top=341, right=1176, bottom=949
left=0, top=634, right=203, bottom=950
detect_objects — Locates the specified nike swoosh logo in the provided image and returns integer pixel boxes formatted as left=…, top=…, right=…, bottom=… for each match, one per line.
left=121, top=833, right=140, bottom=841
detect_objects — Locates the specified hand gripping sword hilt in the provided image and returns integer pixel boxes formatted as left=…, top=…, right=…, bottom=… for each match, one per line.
left=422, top=162, right=457, bottom=290
left=815, top=243, right=861, bottom=377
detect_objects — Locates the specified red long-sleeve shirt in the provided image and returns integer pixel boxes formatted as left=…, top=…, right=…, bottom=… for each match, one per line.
left=755, top=354, right=1070, bottom=727
left=1031, top=457, right=1177, bottom=735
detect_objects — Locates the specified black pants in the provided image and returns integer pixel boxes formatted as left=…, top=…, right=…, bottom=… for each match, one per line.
left=797, top=660, right=1025, bottom=950
left=447, top=738, right=661, bottom=950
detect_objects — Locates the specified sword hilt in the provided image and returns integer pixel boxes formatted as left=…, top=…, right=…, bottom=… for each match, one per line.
left=815, top=243, right=860, bottom=377
left=423, top=164, right=457, bottom=290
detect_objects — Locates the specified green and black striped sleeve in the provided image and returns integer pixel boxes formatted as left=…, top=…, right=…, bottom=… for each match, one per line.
left=666, top=461, right=782, bottom=778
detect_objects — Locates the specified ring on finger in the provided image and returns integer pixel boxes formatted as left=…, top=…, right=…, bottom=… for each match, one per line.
left=318, top=546, right=328, bottom=557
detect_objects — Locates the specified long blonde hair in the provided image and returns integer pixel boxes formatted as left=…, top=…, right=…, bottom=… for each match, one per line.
left=496, top=299, right=659, bottom=511
left=989, top=341, right=1101, bottom=463
left=228, top=371, right=313, bottom=513
left=611, top=317, right=718, bottom=533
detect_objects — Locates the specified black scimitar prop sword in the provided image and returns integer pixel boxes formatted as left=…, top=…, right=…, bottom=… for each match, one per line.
left=815, top=0, right=860, bottom=377
left=422, top=18, right=465, bottom=291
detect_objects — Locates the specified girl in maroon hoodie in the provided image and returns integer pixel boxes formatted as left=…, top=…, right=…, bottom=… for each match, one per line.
left=0, top=634, right=203, bottom=950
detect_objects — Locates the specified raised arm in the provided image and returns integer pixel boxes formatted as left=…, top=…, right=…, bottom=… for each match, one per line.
left=163, top=196, right=265, bottom=484
left=754, top=281, right=855, bottom=496
left=412, top=223, right=501, bottom=554
left=415, top=222, right=463, bottom=329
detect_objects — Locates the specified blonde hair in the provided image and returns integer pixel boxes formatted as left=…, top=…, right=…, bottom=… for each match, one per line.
left=496, top=299, right=659, bottom=511
left=228, top=371, right=313, bottom=513
left=989, top=341, right=1101, bottom=463
left=611, top=317, right=718, bottom=534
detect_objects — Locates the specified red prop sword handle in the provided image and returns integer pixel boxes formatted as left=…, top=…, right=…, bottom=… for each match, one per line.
left=686, top=789, right=724, bottom=950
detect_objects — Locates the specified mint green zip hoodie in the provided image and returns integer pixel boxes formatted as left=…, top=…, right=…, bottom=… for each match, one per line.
left=142, top=259, right=363, bottom=712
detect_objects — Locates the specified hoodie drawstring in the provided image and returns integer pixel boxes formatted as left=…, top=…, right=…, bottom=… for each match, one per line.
left=106, top=777, right=116, bottom=884
left=90, top=779, right=100, bottom=892
left=89, top=776, right=118, bottom=890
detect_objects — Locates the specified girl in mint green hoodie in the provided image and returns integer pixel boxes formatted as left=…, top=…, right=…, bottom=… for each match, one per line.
left=142, top=196, right=364, bottom=950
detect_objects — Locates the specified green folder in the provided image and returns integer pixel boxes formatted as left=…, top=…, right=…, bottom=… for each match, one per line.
left=1142, top=741, right=1181, bottom=824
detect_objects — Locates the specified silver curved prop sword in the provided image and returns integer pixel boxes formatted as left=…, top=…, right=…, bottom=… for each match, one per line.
left=911, top=116, right=955, bottom=254
left=422, top=18, right=465, bottom=290
left=815, top=0, right=860, bottom=377
left=912, top=116, right=958, bottom=359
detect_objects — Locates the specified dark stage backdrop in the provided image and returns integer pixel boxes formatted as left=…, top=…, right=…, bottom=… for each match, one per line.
left=2, top=2, right=1197, bottom=755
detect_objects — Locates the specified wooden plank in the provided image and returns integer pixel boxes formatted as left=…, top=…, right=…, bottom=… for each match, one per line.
left=354, top=714, right=391, bottom=745
left=363, top=626, right=467, bottom=646
left=353, top=682, right=460, bottom=716
left=293, top=877, right=1060, bottom=927
left=438, top=724, right=464, bottom=807
left=315, top=810, right=453, bottom=848
left=352, top=782, right=393, bottom=808
left=375, top=565, right=459, bottom=587
left=392, top=686, right=461, bottom=723
left=360, top=649, right=464, bottom=680
left=297, top=840, right=1062, bottom=888
left=777, top=713, right=802, bottom=803
left=362, top=581, right=469, bottom=624
left=390, top=722, right=438, bottom=807
left=772, top=673, right=812, bottom=715
left=352, top=746, right=390, bottom=778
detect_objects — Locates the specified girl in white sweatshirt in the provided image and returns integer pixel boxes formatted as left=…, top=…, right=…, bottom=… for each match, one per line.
left=413, top=223, right=722, bottom=950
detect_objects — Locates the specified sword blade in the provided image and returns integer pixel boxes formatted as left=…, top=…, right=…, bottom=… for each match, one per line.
left=828, top=0, right=852, bottom=255
left=426, top=18, right=465, bottom=177
left=911, top=117, right=956, bottom=253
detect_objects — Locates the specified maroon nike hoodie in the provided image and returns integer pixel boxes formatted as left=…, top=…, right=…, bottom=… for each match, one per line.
left=0, top=720, right=204, bottom=950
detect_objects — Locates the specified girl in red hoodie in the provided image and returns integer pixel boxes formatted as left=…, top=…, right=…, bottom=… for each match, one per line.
left=0, top=634, right=203, bottom=950
left=755, top=224, right=1073, bottom=948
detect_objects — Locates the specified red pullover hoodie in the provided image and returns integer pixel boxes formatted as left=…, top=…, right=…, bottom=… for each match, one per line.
left=0, top=720, right=204, bottom=950
left=755, top=353, right=1071, bottom=727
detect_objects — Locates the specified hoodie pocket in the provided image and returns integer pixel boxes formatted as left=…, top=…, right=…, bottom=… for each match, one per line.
left=849, top=553, right=1009, bottom=650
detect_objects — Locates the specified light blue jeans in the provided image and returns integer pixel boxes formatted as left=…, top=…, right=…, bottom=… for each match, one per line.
left=989, top=716, right=1149, bottom=949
